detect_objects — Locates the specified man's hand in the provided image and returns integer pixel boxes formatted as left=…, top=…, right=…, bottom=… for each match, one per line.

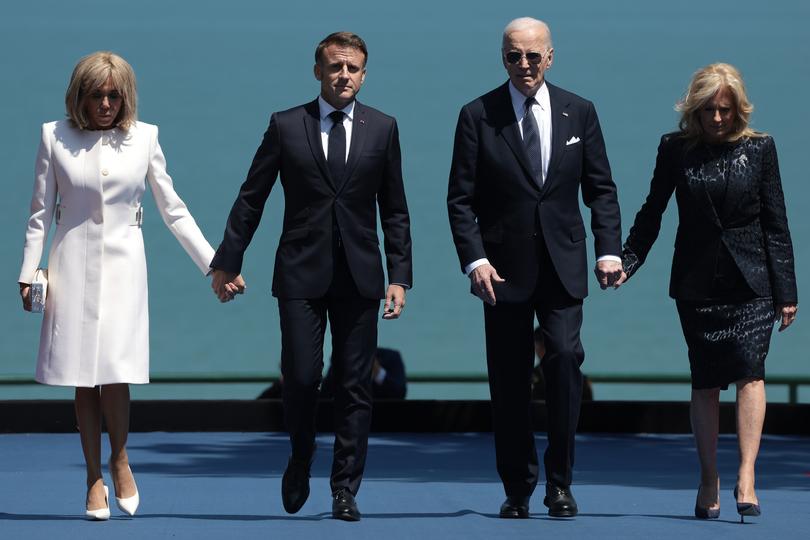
left=777, top=303, right=798, bottom=332
left=211, top=269, right=246, bottom=303
left=470, top=264, right=505, bottom=305
left=595, top=260, right=626, bottom=290
left=383, top=284, right=406, bottom=320
left=19, top=283, right=31, bottom=312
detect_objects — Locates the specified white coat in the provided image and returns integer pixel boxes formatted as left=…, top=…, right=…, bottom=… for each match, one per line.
left=19, top=120, right=215, bottom=387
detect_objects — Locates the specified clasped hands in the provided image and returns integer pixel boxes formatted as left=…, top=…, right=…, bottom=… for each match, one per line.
left=211, top=269, right=246, bottom=303
left=470, top=260, right=627, bottom=306
left=208, top=270, right=407, bottom=320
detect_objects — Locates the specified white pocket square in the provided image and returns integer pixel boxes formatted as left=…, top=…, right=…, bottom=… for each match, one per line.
left=566, top=136, right=581, bottom=146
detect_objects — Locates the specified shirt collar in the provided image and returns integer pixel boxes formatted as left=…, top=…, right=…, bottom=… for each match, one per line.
left=318, top=96, right=355, bottom=121
left=508, top=80, right=550, bottom=111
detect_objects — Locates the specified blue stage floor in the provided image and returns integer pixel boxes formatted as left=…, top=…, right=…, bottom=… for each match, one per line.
left=1, top=432, right=808, bottom=539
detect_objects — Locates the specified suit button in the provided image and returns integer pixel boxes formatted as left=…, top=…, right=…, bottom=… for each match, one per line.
left=101, top=168, right=109, bottom=176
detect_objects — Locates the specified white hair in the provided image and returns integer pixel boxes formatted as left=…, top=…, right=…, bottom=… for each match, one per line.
left=502, top=17, right=553, bottom=50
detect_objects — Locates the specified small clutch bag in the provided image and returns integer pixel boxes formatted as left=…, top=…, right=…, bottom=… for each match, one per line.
left=30, top=268, right=48, bottom=313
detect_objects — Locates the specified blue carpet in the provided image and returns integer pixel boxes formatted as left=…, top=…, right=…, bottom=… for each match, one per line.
left=1, top=433, right=808, bottom=539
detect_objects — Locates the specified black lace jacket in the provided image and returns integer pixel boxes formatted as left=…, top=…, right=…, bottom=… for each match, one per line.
left=622, top=132, right=797, bottom=305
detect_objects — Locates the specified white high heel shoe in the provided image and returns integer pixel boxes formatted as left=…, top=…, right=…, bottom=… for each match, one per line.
left=85, top=485, right=111, bottom=521
left=114, top=466, right=140, bottom=516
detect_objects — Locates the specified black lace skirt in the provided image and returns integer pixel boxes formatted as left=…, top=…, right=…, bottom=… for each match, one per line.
left=676, top=297, right=775, bottom=390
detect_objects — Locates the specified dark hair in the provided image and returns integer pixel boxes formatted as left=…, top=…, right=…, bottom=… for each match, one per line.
left=315, top=32, right=368, bottom=66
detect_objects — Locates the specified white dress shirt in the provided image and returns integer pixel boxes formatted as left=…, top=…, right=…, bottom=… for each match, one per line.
left=464, top=81, right=619, bottom=276
left=318, top=96, right=354, bottom=161
left=510, top=80, right=552, bottom=184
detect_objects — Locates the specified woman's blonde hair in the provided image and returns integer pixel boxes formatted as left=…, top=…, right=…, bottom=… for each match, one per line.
left=676, top=63, right=761, bottom=143
left=65, top=51, right=137, bottom=130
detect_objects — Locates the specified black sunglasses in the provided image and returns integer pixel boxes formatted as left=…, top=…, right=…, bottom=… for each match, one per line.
left=504, top=51, right=544, bottom=65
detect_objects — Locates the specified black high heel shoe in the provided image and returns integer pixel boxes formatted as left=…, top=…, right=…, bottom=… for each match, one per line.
left=733, top=486, right=761, bottom=523
left=694, top=484, right=720, bottom=519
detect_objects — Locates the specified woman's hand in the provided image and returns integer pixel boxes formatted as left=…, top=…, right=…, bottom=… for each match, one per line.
left=19, top=283, right=31, bottom=312
left=777, top=303, right=798, bottom=332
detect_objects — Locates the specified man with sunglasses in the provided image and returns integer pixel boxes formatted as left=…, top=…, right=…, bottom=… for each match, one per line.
left=447, top=17, right=623, bottom=518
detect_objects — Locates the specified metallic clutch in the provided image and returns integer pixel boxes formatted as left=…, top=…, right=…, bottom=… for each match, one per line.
left=30, top=268, right=48, bottom=313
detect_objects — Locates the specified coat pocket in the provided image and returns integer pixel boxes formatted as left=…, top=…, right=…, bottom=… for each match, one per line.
left=279, top=227, right=309, bottom=243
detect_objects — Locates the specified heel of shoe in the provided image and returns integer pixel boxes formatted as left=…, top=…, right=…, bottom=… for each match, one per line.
left=85, top=485, right=111, bottom=521
left=733, top=486, right=761, bottom=523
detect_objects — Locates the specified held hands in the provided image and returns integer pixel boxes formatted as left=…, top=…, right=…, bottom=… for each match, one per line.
left=19, top=283, right=32, bottom=312
left=383, top=284, right=406, bottom=320
left=777, top=303, right=798, bottom=332
left=470, top=264, right=505, bottom=305
left=595, top=260, right=626, bottom=290
left=211, top=269, right=247, bottom=303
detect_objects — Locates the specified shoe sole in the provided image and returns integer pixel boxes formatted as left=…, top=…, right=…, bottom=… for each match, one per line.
left=333, top=512, right=361, bottom=522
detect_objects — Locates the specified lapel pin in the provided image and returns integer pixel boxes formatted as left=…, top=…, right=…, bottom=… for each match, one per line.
left=562, top=112, right=569, bottom=117
left=359, top=119, right=365, bottom=125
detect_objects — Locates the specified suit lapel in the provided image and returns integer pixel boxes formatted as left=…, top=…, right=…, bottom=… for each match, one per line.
left=543, top=83, right=569, bottom=194
left=491, top=83, right=538, bottom=189
left=342, top=101, right=368, bottom=192
left=303, top=100, right=336, bottom=192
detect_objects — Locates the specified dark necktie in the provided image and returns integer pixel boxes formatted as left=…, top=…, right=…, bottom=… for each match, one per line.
left=328, top=110, right=346, bottom=188
left=522, top=97, right=543, bottom=186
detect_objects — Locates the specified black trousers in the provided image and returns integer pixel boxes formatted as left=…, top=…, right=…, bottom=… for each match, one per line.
left=484, top=237, right=584, bottom=496
left=278, top=246, right=379, bottom=496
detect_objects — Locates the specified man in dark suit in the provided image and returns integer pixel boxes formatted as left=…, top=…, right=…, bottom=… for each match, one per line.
left=447, top=17, right=623, bottom=518
left=211, top=32, right=412, bottom=521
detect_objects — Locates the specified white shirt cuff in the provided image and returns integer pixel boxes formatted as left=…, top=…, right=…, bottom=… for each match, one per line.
left=464, top=258, right=490, bottom=276
left=374, top=366, right=387, bottom=385
left=596, top=255, right=621, bottom=263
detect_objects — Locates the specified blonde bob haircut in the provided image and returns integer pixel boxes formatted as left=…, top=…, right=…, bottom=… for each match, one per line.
left=65, top=51, right=137, bottom=130
left=676, top=63, right=761, bottom=143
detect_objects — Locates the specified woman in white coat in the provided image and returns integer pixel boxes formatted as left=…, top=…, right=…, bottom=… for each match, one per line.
left=17, top=51, right=231, bottom=519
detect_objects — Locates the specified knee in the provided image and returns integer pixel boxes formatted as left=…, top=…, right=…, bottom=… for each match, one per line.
left=542, top=346, right=584, bottom=373
left=282, top=366, right=322, bottom=391
left=692, top=387, right=721, bottom=401
left=735, top=377, right=765, bottom=393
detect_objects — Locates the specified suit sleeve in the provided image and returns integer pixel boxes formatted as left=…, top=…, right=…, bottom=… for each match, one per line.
left=211, top=114, right=282, bottom=274
left=580, top=101, right=622, bottom=258
left=19, top=124, right=58, bottom=284
left=447, top=105, right=485, bottom=272
left=377, top=119, right=413, bottom=288
left=146, top=126, right=216, bottom=275
left=621, top=135, right=677, bottom=279
left=759, top=137, right=797, bottom=304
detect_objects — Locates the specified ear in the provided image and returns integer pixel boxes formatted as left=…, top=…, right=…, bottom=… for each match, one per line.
left=360, top=68, right=366, bottom=84
left=545, top=48, right=554, bottom=69
left=314, top=63, right=322, bottom=82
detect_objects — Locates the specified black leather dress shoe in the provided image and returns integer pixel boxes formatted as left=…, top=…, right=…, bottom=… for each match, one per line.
left=281, top=455, right=313, bottom=514
left=499, top=495, right=530, bottom=518
left=543, top=483, right=578, bottom=517
left=332, top=489, right=361, bottom=521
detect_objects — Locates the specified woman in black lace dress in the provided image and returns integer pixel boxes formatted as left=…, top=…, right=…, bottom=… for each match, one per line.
left=617, top=63, right=798, bottom=520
